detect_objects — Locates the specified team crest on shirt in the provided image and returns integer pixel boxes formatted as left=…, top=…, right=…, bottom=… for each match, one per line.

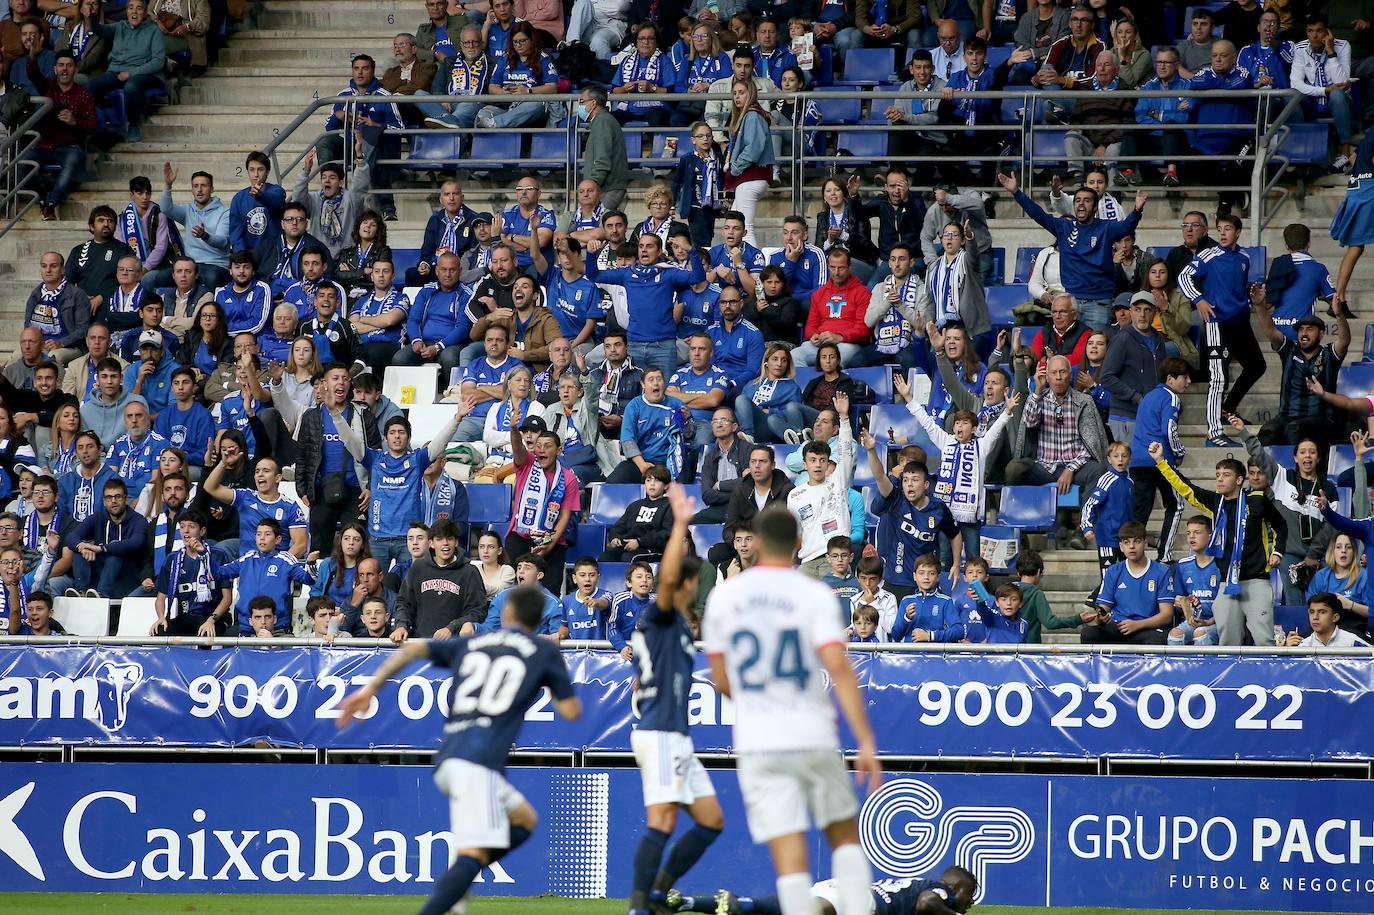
left=927, top=516, right=935, bottom=528
left=1210, top=575, right=1217, bottom=587
left=275, top=508, right=283, bottom=520
left=1148, top=580, right=1156, bottom=592
left=105, top=251, right=113, bottom=262
left=827, top=295, right=845, bottom=318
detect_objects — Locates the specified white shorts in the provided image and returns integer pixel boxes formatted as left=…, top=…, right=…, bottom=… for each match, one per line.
left=736, top=748, right=858, bottom=843
left=811, top=879, right=876, bottom=915
left=433, top=757, right=528, bottom=850
left=632, top=729, right=716, bottom=807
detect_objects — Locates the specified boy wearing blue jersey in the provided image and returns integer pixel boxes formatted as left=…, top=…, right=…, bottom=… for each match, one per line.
left=1128, top=357, right=1192, bottom=561
left=609, top=559, right=656, bottom=661
left=562, top=556, right=612, bottom=639
left=891, top=553, right=984, bottom=643
left=475, top=554, right=565, bottom=640
left=628, top=484, right=724, bottom=915
left=153, top=367, right=214, bottom=468
left=863, top=432, right=957, bottom=601
left=337, top=586, right=582, bottom=915
left=977, top=583, right=1029, bottom=644
left=821, top=536, right=862, bottom=614
left=1081, top=521, right=1175, bottom=644
left=218, top=517, right=316, bottom=633
left=1169, top=515, right=1220, bottom=646
left=846, top=603, right=881, bottom=643
left=1081, top=441, right=1134, bottom=605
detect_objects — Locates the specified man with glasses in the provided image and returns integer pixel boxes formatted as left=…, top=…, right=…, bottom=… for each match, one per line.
left=694, top=406, right=749, bottom=524
left=498, top=175, right=556, bottom=276
left=383, top=33, right=438, bottom=127
left=1164, top=210, right=1216, bottom=283
left=705, top=286, right=763, bottom=394
left=0, top=514, right=38, bottom=576
left=1035, top=5, right=1102, bottom=90
left=253, top=203, right=329, bottom=301
left=1125, top=47, right=1190, bottom=187
left=422, top=25, right=491, bottom=131
left=1006, top=355, right=1110, bottom=498
left=55, top=478, right=148, bottom=599
left=927, top=18, right=966, bottom=80
left=1030, top=293, right=1089, bottom=367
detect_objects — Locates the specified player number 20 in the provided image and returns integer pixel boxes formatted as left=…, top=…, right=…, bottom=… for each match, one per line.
left=732, top=628, right=810, bottom=691
left=450, top=653, right=525, bottom=716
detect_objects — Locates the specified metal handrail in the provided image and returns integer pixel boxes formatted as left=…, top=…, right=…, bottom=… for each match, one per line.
left=0, top=96, right=53, bottom=240
left=262, top=87, right=1301, bottom=245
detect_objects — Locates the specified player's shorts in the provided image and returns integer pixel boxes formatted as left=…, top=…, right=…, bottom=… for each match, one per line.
left=632, top=729, right=716, bottom=807
left=811, top=879, right=877, bottom=915
left=433, top=757, right=527, bottom=850
left=736, top=748, right=858, bottom=843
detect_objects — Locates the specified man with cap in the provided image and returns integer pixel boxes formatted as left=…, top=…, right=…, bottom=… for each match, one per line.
left=124, top=329, right=179, bottom=417
left=1099, top=291, right=1168, bottom=443
left=1254, top=302, right=1350, bottom=447
left=458, top=211, right=498, bottom=284
left=505, top=400, right=580, bottom=578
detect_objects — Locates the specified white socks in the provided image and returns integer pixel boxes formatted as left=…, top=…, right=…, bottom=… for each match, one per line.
left=831, top=843, right=872, bottom=915
left=776, top=871, right=821, bottom=915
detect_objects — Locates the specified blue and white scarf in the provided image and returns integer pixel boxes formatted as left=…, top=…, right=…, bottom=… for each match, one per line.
left=32, top=280, right=67, bottom=338
left=111, top=283, right=144, bottom=316
left=0, top=576, right=29, bottom=631
left=515, top=460, right=568, bottom=539
left=24, top=508, right=58, bottom=551
left=49, top=437, right=76, bottom=475
left=68, top=21, right=93, bottom=60
left=166, top=546, right=218, bottom=618
left=875, top=276, right=919, bottom=355
left=121, top=203, right=149, bottom=261
left=151, top=509, right=186, bottom=578
left=928, top=251, right=965, bottom=327
left=615, top=51, right=666, bottom=111
left=639, top=215, right=673, bottom=245
left=696, top=155, right=719, bottom=209
left=934, top=438, right=982, bottom=520
left=571, top=204, right=606, bottom=231
left=275, top=237, right=303, bottom=281
left=751, top=377, right=778, bottom=406
left=871, top=0, right=888, bottom=26
left=1206, top=495, right=1248, bottom=596
left=438, top=212, right=464, bottom=254
left=1308, top=46, right=1331, bottom=110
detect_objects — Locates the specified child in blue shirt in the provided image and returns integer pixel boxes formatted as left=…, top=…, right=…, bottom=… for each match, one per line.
left=562, top=557, right=613, bottom=640
left=1263, top=223, right=1337, bottom=339
left=608, top=559, right=656, bottom=660
left=153, top=366, right=216, bottom=467
left=1082, top=441, right=1135, bottom=605
left=891, top=553, right=984, bottom=643
left=1082, top=521, right=1175, bottom=645
left=218, top=517, right=316, bottom=633
left=1128, top=356, right=1192, bottom=561
left=1169, top=515, right=1221, bottom=646
left=846, top=602, right=881, bottom=643
left=977, top=583, right=1029, bottom=644
left=820, top=535, right=862, bottom=622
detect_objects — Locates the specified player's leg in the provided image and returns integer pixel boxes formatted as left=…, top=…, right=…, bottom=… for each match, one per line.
left=820, top=818, right=871, bottom=915
left=654, top=791, right=724, bottom=901
left=765, top=833, right=821, bottom=915
left=422, top=761, right=532, bottom=915
left=631, top=730, right=684, bottom=915
left=632, top=802, right=679, bottom=914
left=738, top=753, right=818, bottom=915
left=671, top=890, right=788, bottom=915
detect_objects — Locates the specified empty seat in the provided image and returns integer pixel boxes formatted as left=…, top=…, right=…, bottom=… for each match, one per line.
left=1013, top=246, right=1039, bottom=284
left=833, top=129, right=886, bottom=162
left=689, top=523, right=722, bottom=557
left=997, top=484, right=1058, bottom=532
left=470, top=133, right=521, bottom=163
left=382, top=364, right=438, bottom=407
left=408, top=132, right=462, bottom=167
left=465, top=483, right=513, bottom=526
left=53, top=597, right=111, bottom=637
left=588, top=483, right=642, bottom=525
left=868, top=403, right=923, bottom=445
left=115, top=597, right=159, bottom=637
left=1337, top=363, right=1374, bottom=400
left=812, top=89, right=862, bottom=125
left=846, top=365, right=895, bottom=403
left=986, top=284, right=1030, bottom=328
left=833, top=47, right=897, bottom=86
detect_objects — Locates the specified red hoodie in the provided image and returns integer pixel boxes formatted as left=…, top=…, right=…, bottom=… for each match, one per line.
left=806, top=273, right=873, bottom=344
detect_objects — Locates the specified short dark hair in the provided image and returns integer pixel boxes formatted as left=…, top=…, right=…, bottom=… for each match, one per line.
left=1305, top=11, right=1328, bottom=27
left=384, top=415, right=412, bottom=436
left=128, top=175, right=152, bottom=195
left=53, top=49, right=75, bottom=63
left=732, top=45, right=754, bottom=61
left=1215, top=457, right=1246, bottom=477
left=256, top=517, right=283, bottom=537
left=626, top=559, right=654, bottom=582
left=429, top=518, right=460, bottom=541
left=248, top=594, right=278, bottom=613
left=964, top=35, right=987, bottom=52
left=505, top=585, right=546, bottom=629
left=229, top=250, right=255, bottom=266
left=1283, top=223, right=1310, bottom=250
left=103, top=477, right=127, bottom=495
left=643, top=464, right=670, bottom=484
left=89, top=205, right=117, bottom=226
left=318, top=162, right=344, bottom=180
left=909, top=48, right=933, bottom=64
left=826, top=535, right=852, bottom=554
left=351, top=53, right=376, bottom=68
left=749, top=443, right=775, bottom=463
left=1016, top=549, right=1044, bottom=576
left=75, top=429, right=101, bottom=449
left=994, top=582, right=1023, bottom=601
left=753, top=504, right=799, bottom=555
left=1309, top=591, right=1341, bottom=616
left=306, top=595, right=336, bottom=618
left=31, top=474, right=57, bottom=493
left=176, top=507, right=211, bottom=530
left=856, top=555, right=884, bottom=577
left=1117, top=521, right=1148, bottom=541
left=1217, top=213, right=1242, bottom=232
left=1159, top=357, right=1191, bottom=381
left=802, top=439, right=831, bottom=460
left=190, top=170, right=213, bottom=185
left=515, top=552, right=546, bottom=575
left=245, top=150, right=270, bottom=169
left=573, top=556, right=599, bottom=573
left=27, top=590, right=53, bottom=612
left=171, top=365, right=198, bottom=385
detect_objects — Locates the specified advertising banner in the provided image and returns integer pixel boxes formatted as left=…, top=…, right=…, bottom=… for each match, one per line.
left=0, top=646, right=1370, bottom=761
left=0, top=765, right=1371, bottom=912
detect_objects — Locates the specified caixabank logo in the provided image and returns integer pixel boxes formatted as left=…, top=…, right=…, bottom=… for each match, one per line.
left=857, top=778, right=1035, bottom=904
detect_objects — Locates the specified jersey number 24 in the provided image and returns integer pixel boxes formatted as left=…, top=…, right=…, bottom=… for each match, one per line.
left=731, top=628, right=810, bottom=691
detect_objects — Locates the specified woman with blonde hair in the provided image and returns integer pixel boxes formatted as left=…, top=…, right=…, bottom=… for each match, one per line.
left=629, top=183, right=689, bottom=248
left=42, top=402, right=82, bottom=475
left=734, top=343, right=803, bottom=442
left=475, top=365, right=546, bottom=481
left=1111, top=17, right=1150, bottom=88
left=671, top=21, right=731, bottom=126
left=723, top=76, right=775, bottom=245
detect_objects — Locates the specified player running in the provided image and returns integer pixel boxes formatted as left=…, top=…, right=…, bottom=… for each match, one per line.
left=668, top=866, right=979, bottom=915
left=336, top=588, right=582, bottom=915
left=703, top=504, right=883, bottom=915
left=629, top=483, right=726, bottom=915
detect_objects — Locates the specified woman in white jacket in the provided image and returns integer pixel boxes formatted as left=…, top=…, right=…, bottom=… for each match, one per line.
left=473, top=365, right=545, bottom=481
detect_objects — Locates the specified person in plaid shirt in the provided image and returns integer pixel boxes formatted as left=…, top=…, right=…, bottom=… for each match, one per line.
left=1005, top=354, right=1110, bottom=496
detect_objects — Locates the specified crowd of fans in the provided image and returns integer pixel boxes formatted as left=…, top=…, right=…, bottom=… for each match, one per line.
left=0, top=0, right=1372, bottom=653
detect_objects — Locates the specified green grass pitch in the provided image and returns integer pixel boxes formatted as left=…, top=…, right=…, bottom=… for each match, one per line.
left=0, top=896, right=1310, bottom=915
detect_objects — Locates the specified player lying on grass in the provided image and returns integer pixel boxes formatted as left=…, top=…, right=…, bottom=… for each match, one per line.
left=666, top=865, right=978, bottom=915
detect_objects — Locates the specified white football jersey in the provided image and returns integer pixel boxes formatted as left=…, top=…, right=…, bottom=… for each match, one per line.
left=702, top=564, right=845, bottom=753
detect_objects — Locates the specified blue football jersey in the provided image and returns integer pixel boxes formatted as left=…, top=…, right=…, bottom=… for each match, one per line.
left=562, top=588, right=613, bottom=639
left=427, top=627, right=575, bottom=772
left=630, top=601, right=696, bottom=735
left=873, top=878, right=956, bottom=915
left=1173, top=555, right=1220, bottom=623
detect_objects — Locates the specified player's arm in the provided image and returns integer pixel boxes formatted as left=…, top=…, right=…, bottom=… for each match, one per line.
left=655, top=482, right=695, bottom=613
left=915, top=889, right=964, bottom=915
left=335, top=639, right=429, bottom=727
left=556, top=695, right=582, bottom=721
left=817, top=641, right=882, bottom=792
left=707, top=652, right=732, bottom=699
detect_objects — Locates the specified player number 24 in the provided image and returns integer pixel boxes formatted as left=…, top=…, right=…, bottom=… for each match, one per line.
left=732, top=628, right=810, bottom=691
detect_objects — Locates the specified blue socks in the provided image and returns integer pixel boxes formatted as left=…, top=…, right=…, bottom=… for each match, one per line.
left=659, top=824, right=722, bottom=890
left=631, top=827, right=671, bottom=910
left=489, top=825, right=532, bottom=864
left=419, top=854, right=482, bottom=915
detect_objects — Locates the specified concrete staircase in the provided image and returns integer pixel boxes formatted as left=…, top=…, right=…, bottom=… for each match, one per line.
left=0, top=0, right=1369, bottom=635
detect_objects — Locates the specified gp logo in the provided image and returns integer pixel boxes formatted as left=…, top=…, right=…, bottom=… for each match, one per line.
left=858, top=779, right=1034, bottom=903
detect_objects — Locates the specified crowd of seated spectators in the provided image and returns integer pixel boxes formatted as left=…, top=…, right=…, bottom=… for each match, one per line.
left=1, top=0, right=1373, bottom=652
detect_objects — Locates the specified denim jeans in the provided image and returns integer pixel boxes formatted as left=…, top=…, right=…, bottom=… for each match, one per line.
left=88, top=71, right=163, bottom=127
left=371, top=536, right=410, bottom=574
left=475, top=101, right=547, bottom=129
left=735, top=396, right=804, bottom=443
left=629, top=339, right=679, bottom=382
left=421, top=99, right=483, bottom=127
left=24, top=144, right=85, bottom=205
left=1075, top=298, right=1112, bottom=331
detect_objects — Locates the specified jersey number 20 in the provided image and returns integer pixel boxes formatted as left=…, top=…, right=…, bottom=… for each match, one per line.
left=731, top=628, right=810, bottom=691
left=451, top=652, right=525, bottom=716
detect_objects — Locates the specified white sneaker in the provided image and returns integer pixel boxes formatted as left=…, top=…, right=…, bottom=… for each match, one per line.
left=783, top=429, right=802, bottom=444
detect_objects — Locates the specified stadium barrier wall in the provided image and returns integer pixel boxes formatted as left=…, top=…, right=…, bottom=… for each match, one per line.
left=0, top=645, right=1370, bottom=761
left=0, top=763, right=1370, bottom=911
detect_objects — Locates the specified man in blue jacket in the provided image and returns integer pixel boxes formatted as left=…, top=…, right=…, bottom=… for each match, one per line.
left=586, top=233, right=705, bottom=381
left=159, top=163, right=231, bottom=289
left=55, top=477, right=148, bottom=598
left=1177, top=212, right=1261, bottom=447
left=391, top=252, right=468, bottom=384
left=1186, top=40, right=1255, bottom=214
left=999, top=170, right=1145, bottom=332
left=316, top=54, right=403, bottom=220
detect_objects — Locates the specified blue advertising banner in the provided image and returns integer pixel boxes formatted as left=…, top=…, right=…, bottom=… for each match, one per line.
left=0, top=646, right=1371, bottom=761
left=0, top=764, right=1371, bottom=912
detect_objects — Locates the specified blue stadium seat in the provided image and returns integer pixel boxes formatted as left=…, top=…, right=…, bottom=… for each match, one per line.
left=997, top=484, right=1058, bottom=532
left=589, top=483, right=641, bottom=524
left=690, top=523, right=722, bottom=557
left=852, top=440, right=881, bottom=490
left=986, top=284, right=1029, bottom=329
left=771, top=442, right=801, bottom=469
left=813, top=44, right=835, bottom=87
left=409, top=132, right=462, bottom=167
left=1337, top=486, right=1353, bottom=516
left=651, top=130, right=692, bottom=157
left=1361, top=324, right=1374, bottom=362
left=1327, top=444, right=1357, bottom=483
left=1267, top=446, right=1296, bottom=471
left=464, top=483, right=512, bottom=525
left=795, top=366, right=819, bottom=390
left=834, top=129, right=886, bottom=163
left=1242, top=246, right=1267, bottom=284
left=987, top=45, right=1013, bottom=71
left=1031, top=131, right=1070, bottom=166
left=1147, top=245, right=1171, bottom=262
left=599, top=562, right=632, bottom=591
left=471, top=133, right=520, bottom=163
left=847, top=365, right=895, bottom=402
left=623, top=128, right=648, bottom=162
left=564, top=523, right=607, bottom=564
left=1013, top=246, right=1038, bottom=284
left=391, top=247, right=421, bottom=281
left=813, top=88, right=862, bottom=125
left=868, top=403, right=922, bottom=444
left=988, top=246, right=1005, bottom=286
left=1275, top=123, right=1330, bottom=166
left=680, top=483, right=702, bottom=506
left=530, top=131, right=572, bottom=165
left=1337, top=363, right=1374, bottom=400
left=833, top=48, right=897, bottom=86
